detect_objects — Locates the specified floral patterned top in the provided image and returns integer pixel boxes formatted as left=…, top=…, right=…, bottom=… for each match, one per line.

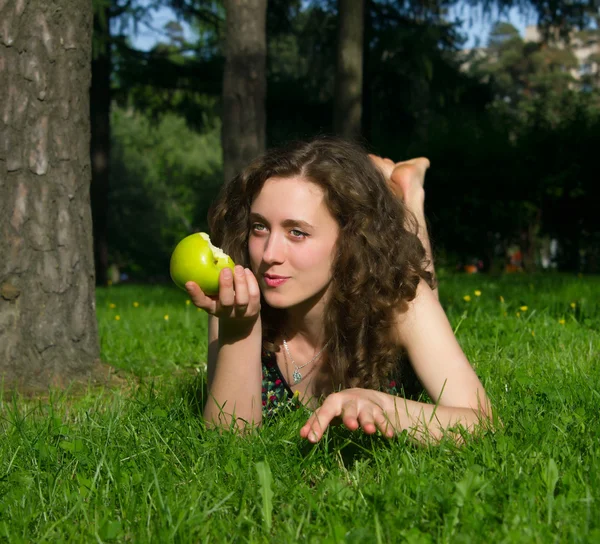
left=261, top=349, right=298, bottom=418
left=261, top=348, right=416, bottom=418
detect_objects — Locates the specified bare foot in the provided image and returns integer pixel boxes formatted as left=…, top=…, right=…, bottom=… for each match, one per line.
left=370, top=154, right=436, bottom=294
left=369, top=155, right=430, bottom=211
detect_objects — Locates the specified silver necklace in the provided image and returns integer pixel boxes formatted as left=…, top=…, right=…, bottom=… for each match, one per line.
left=282, top=338, right=329, bottom=385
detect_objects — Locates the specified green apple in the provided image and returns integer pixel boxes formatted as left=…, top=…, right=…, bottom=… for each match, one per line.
left=170, top=233, right=235, bottom=295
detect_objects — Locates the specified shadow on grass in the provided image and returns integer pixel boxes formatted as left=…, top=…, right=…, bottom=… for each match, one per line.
left=177, top=371, right=209, bottom=417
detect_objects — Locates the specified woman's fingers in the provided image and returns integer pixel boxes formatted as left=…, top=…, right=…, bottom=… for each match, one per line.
left=357, top=410, right=377, bottom=435
left=232, top=265, right=249, bottom=316
left=246, top=268, right=262, bottom=313
left=341, top=402, right=360, bottom=431
left=301, top=391, right=397, bottom=442
left=185, top=282, right=217, bottom=313
left=218, top=267, right=235, bottom=311
left=373, top=411, right=395, bottom=438
left=301, top=399, right=341, bottom=443
left=185, top=267, right=261, bottom=320
left=232, top=266, right=263, bottom=318
left=354, top=401, right=394, bottom=437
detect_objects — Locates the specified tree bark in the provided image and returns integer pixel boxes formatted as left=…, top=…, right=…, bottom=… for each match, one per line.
left=361, top=0, right=373, bottom=142
left=0, top=0, right=100, bottom=389
left=90, top=5, right=111, bottom=286
left=222, top=0, right=267, bottom=184
left=334, top=0, right=364, bottom=140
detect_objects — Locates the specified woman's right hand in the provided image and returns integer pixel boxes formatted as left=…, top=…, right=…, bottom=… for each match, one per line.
left=185, top=265, right=261, bottom=323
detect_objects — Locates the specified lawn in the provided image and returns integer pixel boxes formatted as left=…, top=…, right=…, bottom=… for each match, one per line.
left=1, top=273, right=598, bottom=542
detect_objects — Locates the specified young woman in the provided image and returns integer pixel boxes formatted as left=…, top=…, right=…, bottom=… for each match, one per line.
left=186, top=137, right=492, bottom=443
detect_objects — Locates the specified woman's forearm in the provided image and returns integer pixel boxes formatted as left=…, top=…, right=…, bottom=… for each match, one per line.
left=382, top=392, right=492, bottom=443
left=203, top=317, right=263, bottom=430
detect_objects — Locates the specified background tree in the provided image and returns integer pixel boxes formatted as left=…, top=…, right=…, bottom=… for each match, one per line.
left=99, top=0, right=599, bottom=276
left=470, top=22, right=579, bottom=116
left=91, top=0, right=158, bottom=285
left=460, top=21, right=600, bottom=271
left=222, top=0, right=267, bottom=182
left=334, top=0, right=365, bottom=139
left=0, top=0, right=100, bottom=388
left=91, top=0, right=112, bottom=286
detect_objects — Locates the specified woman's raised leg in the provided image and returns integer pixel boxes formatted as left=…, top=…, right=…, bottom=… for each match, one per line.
left=369, top=155, right=437, bottom=298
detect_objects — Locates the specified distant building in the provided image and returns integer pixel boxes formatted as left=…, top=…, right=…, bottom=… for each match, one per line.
left=523, top=25, right=599, bottom=83
left=459, top=25, right=599, bottom=87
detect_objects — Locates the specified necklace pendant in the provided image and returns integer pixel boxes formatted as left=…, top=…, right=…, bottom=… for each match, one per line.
left=292, top=369, right=302, bottom=384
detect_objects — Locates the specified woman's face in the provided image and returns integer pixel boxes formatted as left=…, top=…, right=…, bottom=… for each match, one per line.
left=248, top=176, right=340, bottom=309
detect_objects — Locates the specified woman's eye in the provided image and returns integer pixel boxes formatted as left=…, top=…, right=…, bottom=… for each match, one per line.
left=290, top=229, right=308, bottom=238
left=252, top=223, right=267, bottom=232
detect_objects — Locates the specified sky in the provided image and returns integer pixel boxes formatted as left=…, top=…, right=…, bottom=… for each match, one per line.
left=128, top=3, right=538, bottom=52
left=448, top=3, right=537, bottom=48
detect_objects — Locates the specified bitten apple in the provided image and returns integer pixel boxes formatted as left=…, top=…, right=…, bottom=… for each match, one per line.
left=170, top=233, right=235, bottom=295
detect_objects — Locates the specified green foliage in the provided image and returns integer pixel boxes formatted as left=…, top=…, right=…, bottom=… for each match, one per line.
left=470, top=22, right=585, bottom=114
left=267, top=2, right=339, bottom=143
left=423, top=22, right=600, bottom=271
left=109, top=106, right=223, bottom=279
left=255, top=461, right=274, bottom=530
left=112, top=39, right=224, bottom=130
left=266, top=0, right=486, bottom=149
left=0, top=274, right=598, bottom=541
left=102, top=3, right=600, bottom=275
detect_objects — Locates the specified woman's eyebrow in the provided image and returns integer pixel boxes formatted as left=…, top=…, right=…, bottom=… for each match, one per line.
left=250, top=212, right=314, bottom=230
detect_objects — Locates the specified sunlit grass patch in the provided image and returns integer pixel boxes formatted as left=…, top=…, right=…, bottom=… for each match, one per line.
left=0, top=274, right=598, bottom=541
left=96, top=285, right=209, bottom=377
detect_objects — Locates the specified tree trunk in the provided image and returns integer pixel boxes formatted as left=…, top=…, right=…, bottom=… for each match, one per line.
left=522, top=208, right=542, bottom=272
left=334, top=0, right=364, bottom=140
left=222, top=0, right=267, bottom=184
left=361, top=0, right=373, bottom=142
left=0, top=0, right=100, bottom=389
left=90, top=5, right=111, bottom=286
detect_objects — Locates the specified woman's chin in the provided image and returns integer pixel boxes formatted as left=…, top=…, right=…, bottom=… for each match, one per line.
left=262, top=292, right=290, bottom=309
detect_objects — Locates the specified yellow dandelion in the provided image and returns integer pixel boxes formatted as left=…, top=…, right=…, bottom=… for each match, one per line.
left=520, top=306, right=528, bottom=312
left=109, top=303, right=116, bottom=309
left=293, top=390, right=300, bottom=399
left=516, top=312, right=521, bottom=317
left=531, top=330, right=535, bottom=337
left=559, top=318, right=566, bottom=325
left=164, top=315, right=169, bottom=321
left=186, top=300, right=191, bottom=306
left=463, top=295, right=471, bottom=302
left=474, top=290, right=482, bottom=297
left=570, top=302, right=576, bottom=309
left=499, top=296, right=505, bottom=303
left=504, top=312, right=508, bottom=317
left=133, top=301, right=139, bottom=308
left=115, top=315, right=120, bottom=321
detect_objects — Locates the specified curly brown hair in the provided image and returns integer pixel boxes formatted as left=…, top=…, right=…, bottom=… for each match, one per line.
left=208, top=136, right=434, bottom=398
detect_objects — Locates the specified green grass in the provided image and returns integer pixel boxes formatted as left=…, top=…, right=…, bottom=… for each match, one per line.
left=1, top=273, right=599, bottom=542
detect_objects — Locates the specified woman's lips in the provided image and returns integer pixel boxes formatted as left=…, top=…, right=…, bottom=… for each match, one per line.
left=264, top=275, right=289, bottom=288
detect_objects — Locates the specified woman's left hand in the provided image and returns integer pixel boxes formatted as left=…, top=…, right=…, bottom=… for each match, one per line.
left=300, top=388, right=396, bottom=443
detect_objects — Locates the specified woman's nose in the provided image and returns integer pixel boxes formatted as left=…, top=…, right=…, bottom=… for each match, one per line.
left=263, top=233, right=285, bottom=264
